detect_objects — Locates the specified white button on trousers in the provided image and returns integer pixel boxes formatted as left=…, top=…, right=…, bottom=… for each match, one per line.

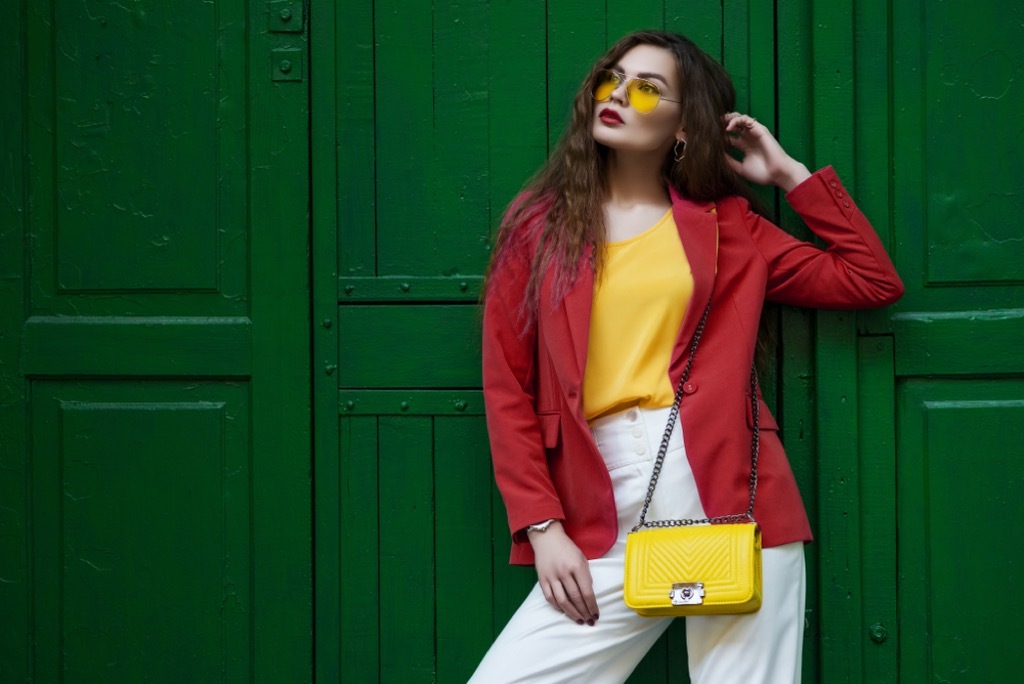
left=470, top=405, right=806, bottom=684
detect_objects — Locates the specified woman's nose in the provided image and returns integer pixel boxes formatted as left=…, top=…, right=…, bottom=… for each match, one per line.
left=609, top=80, right=629, bottom=106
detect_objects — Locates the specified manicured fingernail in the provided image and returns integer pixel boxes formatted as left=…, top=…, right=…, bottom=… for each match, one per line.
left=576, top=619, right=585, bottom=625
left=587, top=619, right=595, bottom=626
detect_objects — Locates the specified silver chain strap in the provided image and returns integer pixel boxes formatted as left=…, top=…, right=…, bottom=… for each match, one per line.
left=631, top=298, right=761, bottom=533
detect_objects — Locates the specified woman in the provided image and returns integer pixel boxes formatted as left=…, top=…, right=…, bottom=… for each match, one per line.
left=473, top=30, right=902, bottom=683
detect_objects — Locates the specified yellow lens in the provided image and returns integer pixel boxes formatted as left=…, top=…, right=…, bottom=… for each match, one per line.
left=593, top=70, right=620, bottom=101
left=626, top=79, right=661, bottom=113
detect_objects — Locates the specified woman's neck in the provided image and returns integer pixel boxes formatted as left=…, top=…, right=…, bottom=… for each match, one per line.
left=604, top=149, right=670, bottom=207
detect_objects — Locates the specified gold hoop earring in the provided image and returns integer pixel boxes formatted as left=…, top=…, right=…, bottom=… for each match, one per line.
left=673, top=139, right=686, bottom=162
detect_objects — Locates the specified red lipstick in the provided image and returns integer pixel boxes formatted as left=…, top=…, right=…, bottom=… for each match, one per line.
left=599, top=108, right=623, bottom=125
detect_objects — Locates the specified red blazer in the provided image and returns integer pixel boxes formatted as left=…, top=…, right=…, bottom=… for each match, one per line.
left=482, top=167, right=904, bottom=565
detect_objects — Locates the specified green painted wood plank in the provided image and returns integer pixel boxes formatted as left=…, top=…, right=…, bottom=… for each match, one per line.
left=606, top=0, right=664, bottom=42
left=434, top=416, right=494, bottom=683
left=311, top=0, right=342, bottom=679
left=248, top=0, right=312, bottom=675
left=666, top=1, right=722, bottom=58
left=488, top=0, right=546, bottom=216
left=340, top=275, right=482, bottom=301
left=21, top=316, right=253, bottom=377
left=816, top=311, right=864, bottom=684
left=338, top=305, right=482, bottom=389
left=810, top=0, right=855, bottom=173
left=893, top=310, right=1024, bottom=376
left=852, top=0, right=898, bottom=336
left=722, top=2, right=751, bottom=114
left=780, top=306, right=820, bottom=682
left=375, top=0, right=434, bottom=276
left=547, top=1, right=605, bottom=147
left=338, top=417, right=381, bottom=681
left=0, top=0, right=28, bottom=677
left=378, top=416, right=436, bottom=682
left=433, top=1, right=491, bottom=280
left=337, top=0, right=376, bottom=277
left=339, top=390, right=484, bottom=416
left=857, top=337, right=898, bottom=683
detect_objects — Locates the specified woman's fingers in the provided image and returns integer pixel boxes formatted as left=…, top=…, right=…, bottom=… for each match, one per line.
left=539, top=570, right=598, bottom=625
left=530, top=523, right=599, bottom=625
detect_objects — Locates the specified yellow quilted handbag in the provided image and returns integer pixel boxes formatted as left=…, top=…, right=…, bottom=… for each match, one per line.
left=623, top=522, right=762, bottom=616
left=621, top=301, right=764, bottom=617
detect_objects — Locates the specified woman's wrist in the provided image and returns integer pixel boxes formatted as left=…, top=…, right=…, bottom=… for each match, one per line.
left=774, top=159, right=811, bottom=193
left=526, top=519, right=564, bottom=541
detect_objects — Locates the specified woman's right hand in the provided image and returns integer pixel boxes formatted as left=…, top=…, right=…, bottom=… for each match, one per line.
left=528, top=522, right=600, bottom=625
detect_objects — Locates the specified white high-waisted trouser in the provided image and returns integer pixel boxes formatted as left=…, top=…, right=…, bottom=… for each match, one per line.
left=470, top=405, right=806, bottom=683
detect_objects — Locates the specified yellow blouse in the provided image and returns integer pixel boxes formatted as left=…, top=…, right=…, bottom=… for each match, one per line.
left=582, top=209, right=693, bottom=421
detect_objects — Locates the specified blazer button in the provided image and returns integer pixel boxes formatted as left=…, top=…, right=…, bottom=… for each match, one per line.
left=683, top=382, right=697, bottom=394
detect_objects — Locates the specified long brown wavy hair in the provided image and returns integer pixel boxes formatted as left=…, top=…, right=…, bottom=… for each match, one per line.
left=485, top=30, right=775, bottom=366
left=487, top=31, right=764, bottom=310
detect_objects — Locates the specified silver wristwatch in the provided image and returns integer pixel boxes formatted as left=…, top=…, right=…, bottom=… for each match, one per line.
left=525, top=518, right=557, bottom=534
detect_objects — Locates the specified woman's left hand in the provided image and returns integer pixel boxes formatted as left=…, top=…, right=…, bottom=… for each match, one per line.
left=723, top=112, right=811, bottom=192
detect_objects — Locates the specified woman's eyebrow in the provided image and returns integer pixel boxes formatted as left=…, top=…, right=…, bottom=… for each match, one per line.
left=636, top=71, right=670, bottom=86
left=610, top=64, right=671, bottom=87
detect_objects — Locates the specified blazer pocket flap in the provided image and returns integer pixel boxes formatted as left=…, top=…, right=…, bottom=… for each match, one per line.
left=746, top=396, right=779, bottom=431
left=537, top=412, right=561, bottom=448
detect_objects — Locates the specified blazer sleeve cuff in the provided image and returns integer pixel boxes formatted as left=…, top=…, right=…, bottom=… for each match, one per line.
left=785, top=165, right=857, bottom=223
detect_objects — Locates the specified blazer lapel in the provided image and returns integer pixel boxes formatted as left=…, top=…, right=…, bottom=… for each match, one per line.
left=563, top=257, right=594, bottom=384
left=538, top=248, right=593, bottom=406
left=669, top=188, right=719, bottom=377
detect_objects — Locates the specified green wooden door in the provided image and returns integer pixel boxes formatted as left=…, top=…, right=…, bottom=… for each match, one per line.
left=0, top=1, right=311, bottom=680
left=889, top=2, right=1024, bottom=681
left=810, top=2, right=1024, bottom=682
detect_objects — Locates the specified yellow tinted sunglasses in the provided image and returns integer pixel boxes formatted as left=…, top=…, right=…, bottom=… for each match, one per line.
left=592, top=69, right=681, bottom=114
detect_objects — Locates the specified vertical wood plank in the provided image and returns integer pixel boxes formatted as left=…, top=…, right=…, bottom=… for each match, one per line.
left=810, top=0, right=862, bottom=680
left=434, top=1, right=491, bottom=277
left=0, top=0, right=28, bottom=678
left=816, top=314, right=864, bottom=684
left=857, top=337, right=898, bottom=682
left=434, top=416, right=494, bottom=682
left=311, top=0, right=341, bottom=679
left=337, top=0, right=376, bottom=277
left=488, top=0, right=547, bottom=216
left=775, top=1, right=818, bottom=677
left=339, top=417, right=381, bottom=680
left=375, top=0, right=434, bottom=275
left=666, top=0, right=723, bottom=58
left=378, top=416, right=435, bottom=682
left=722, top=2, right=751, bottom=113
left=606, top=0, right=664, bottom=41
left=547, top=1, right=606, bottom=148
left=853, top=0, right=896, bottom=335
left=249, top=0, right=312, bottom=675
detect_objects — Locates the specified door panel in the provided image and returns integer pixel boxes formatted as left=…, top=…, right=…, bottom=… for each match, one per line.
left=30, top=382, right=252, bottom=682
left=1, top=0, right=311, bottom=680
left=897, top=380, right=1024, bottom=683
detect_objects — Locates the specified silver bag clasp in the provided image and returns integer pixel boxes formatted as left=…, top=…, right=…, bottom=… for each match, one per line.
left=669, top=582, right=705, bottom=606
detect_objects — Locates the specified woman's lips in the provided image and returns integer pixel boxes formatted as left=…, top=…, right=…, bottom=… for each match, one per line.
left=599, top=108, right=624, bottom=125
